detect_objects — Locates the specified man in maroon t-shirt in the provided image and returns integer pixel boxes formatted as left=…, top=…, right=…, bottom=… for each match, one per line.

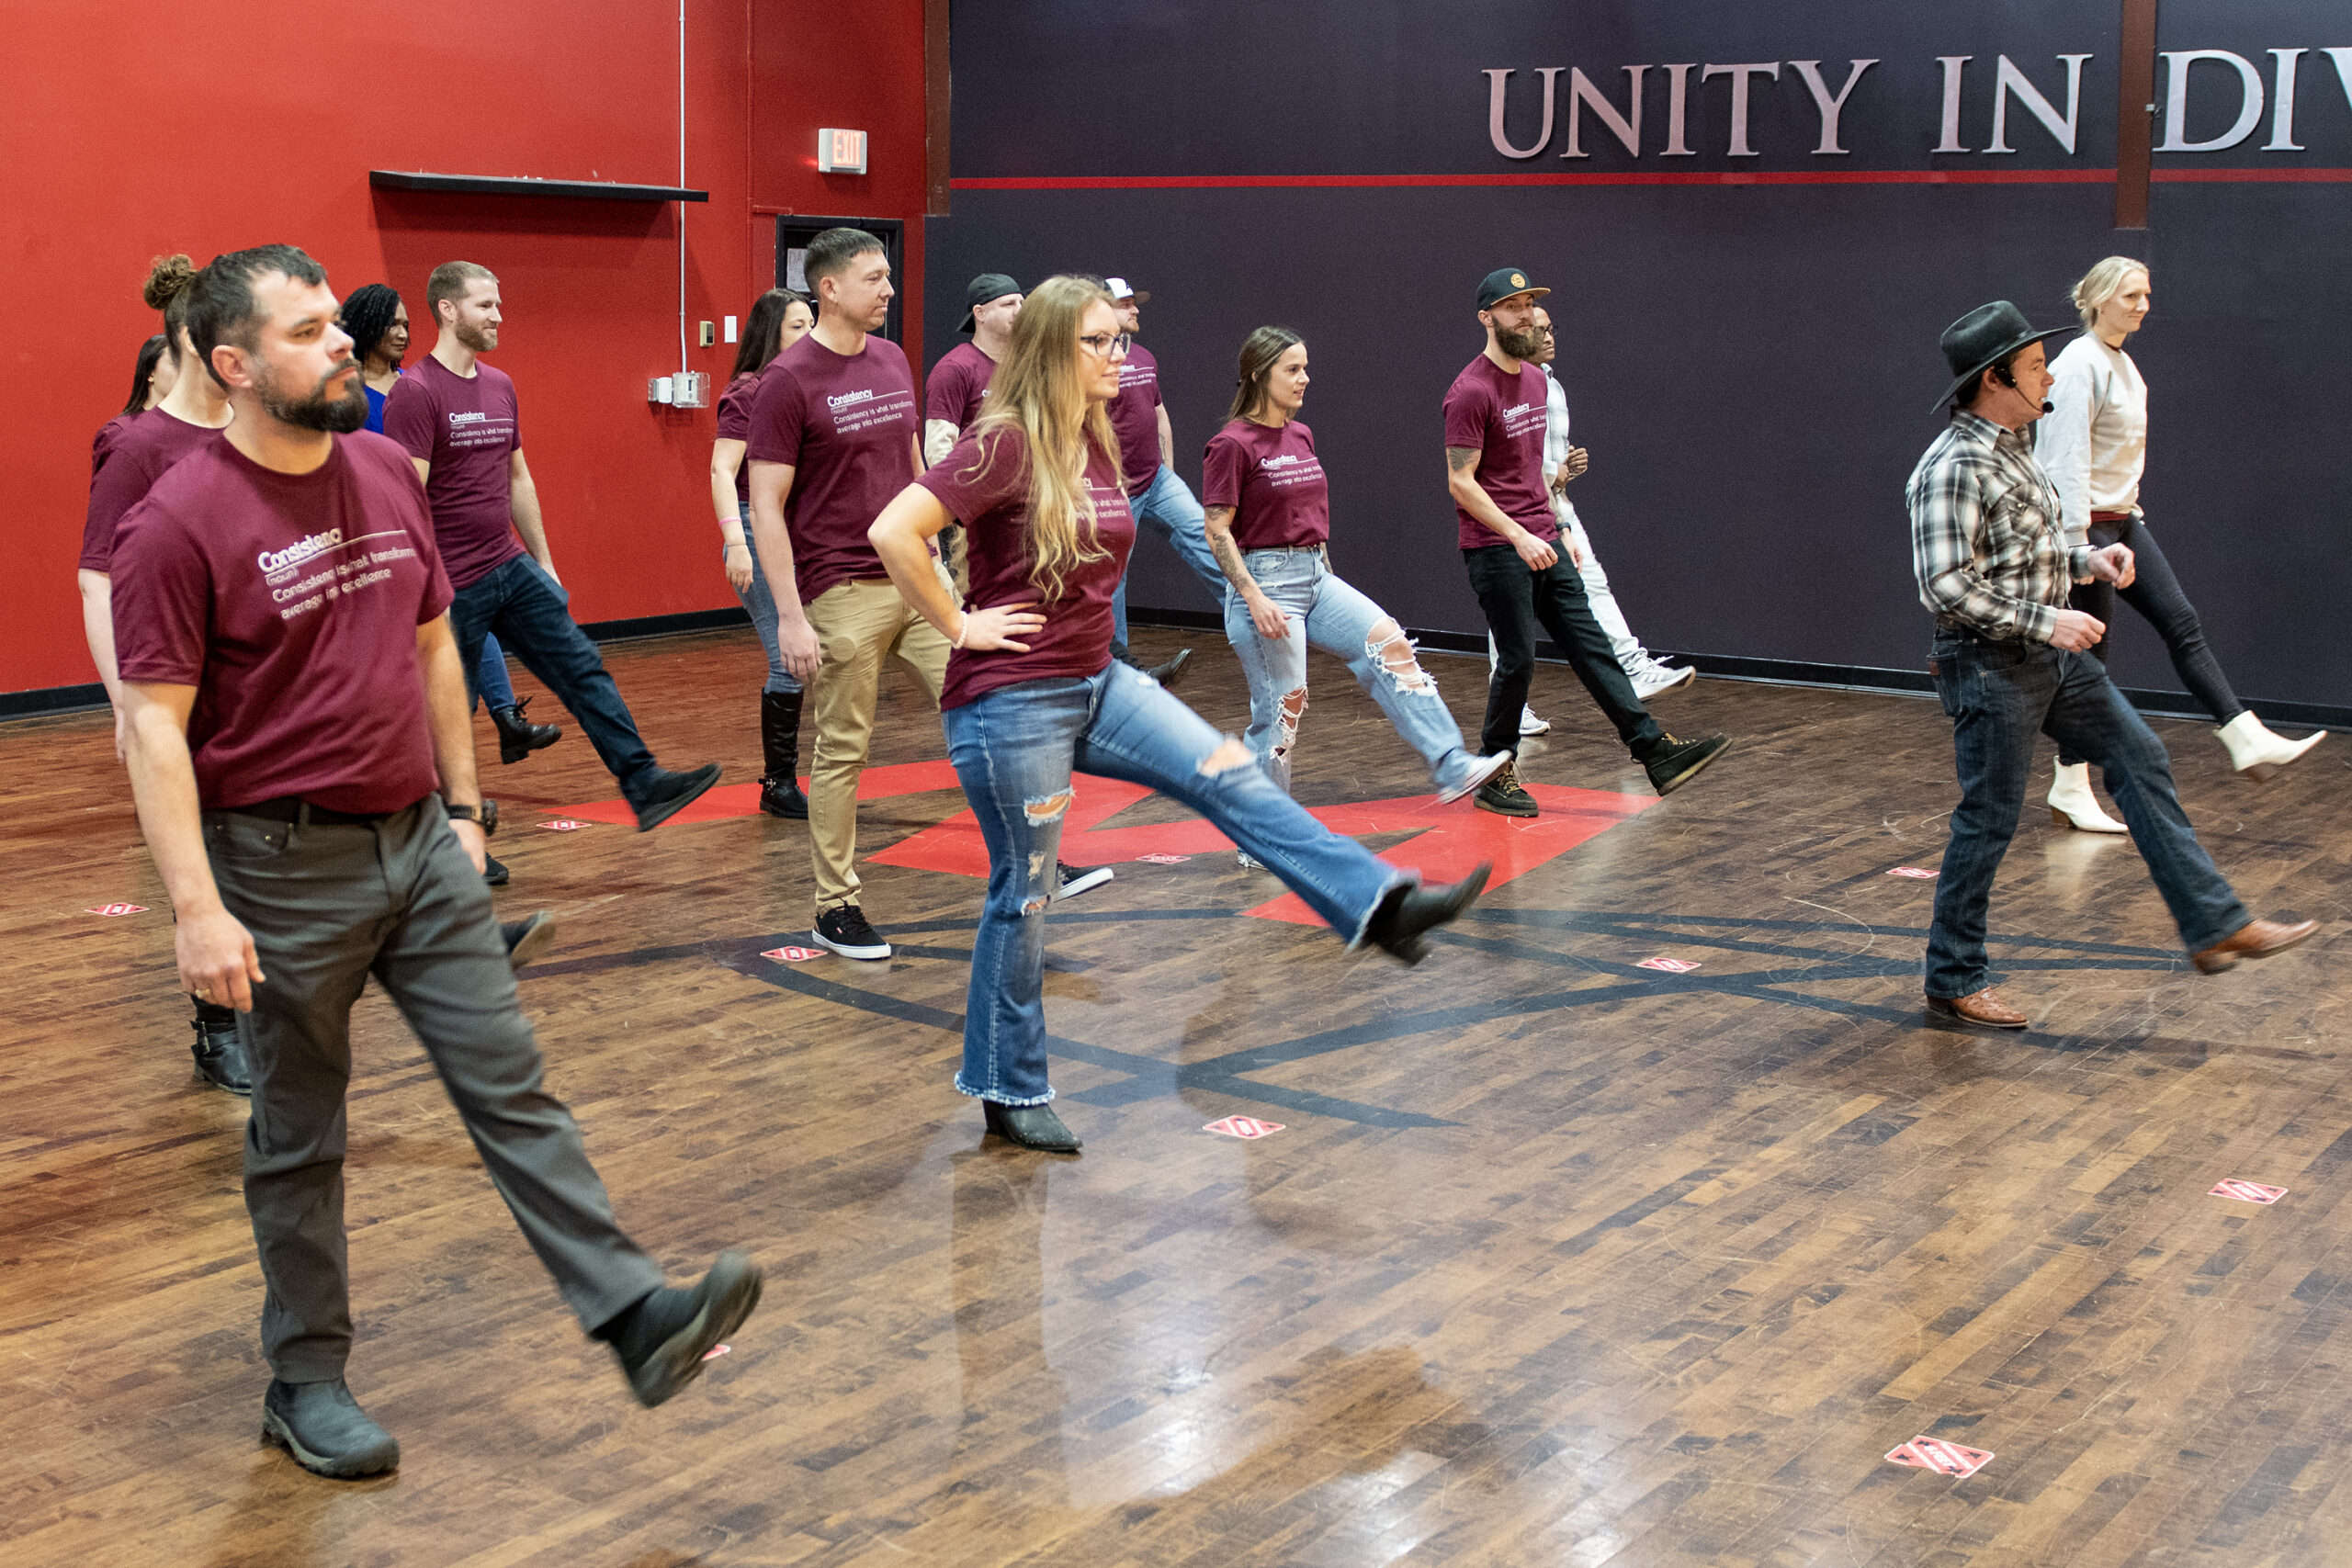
left=385, top=261, right=718, bottom=841
left=923, top=272, right=1023, bottom=598
left=1445, top=267, right=1730, bottom=813
left=746, top=227, right=951, bottom=962
left=110, top=245, right=759, bottom=1481
left=1101, top=276, right=1207, bottom=685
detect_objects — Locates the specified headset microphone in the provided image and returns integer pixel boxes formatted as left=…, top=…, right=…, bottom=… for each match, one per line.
left=1995, top=364, right=2056, bottom=415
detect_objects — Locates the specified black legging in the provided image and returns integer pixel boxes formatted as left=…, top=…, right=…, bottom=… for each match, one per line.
left=2057, top=513, right=2245, bottom=766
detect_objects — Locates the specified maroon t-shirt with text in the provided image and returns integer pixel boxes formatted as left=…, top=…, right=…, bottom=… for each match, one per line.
left=1442, top=353, right=1556, bottom=550
left=382, top=354, right=526, bottom=591
left=745, top=331, right=920, bottom=604
left=925, top=342, right=998, bottom=433
left=916, top=427, right=1136, bottom=710
left=83, top=410, right=222, bottom=571
left=1201, top=417, right=1330, bottom=550
left=714, top=370, right=763, bottom=513
left=109, top=432, right=455, bottom=814
left=1106, top=342, right=1164, bottom=494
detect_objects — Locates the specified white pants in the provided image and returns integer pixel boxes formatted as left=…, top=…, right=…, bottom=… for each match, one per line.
left=1487, top=502, right=1651, bottom=681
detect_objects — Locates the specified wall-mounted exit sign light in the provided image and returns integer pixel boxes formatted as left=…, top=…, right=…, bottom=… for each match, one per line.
left=818, top=128, right=868, bottom=175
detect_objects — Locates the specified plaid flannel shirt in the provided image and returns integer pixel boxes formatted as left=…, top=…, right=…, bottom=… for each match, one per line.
left=1908, top=411, right=2092, bottom=643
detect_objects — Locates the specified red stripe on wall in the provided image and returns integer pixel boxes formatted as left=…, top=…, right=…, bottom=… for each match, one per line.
left=952, top=166, right=2352, bottom=192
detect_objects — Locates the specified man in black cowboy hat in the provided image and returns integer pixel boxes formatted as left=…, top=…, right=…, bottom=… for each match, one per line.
left=1907, top=300, right=2314, bottom=1029
left=1445, top=266, right=1731, bottom=815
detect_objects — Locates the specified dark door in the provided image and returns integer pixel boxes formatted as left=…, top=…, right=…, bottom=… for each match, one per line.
left=775, top=216, right=905, bottom=344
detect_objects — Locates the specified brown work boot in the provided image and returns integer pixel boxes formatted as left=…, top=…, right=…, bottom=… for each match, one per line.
left=2191, top=918, right=2319, bottom=975
left=1926, top=987, right=2030, bottom=1030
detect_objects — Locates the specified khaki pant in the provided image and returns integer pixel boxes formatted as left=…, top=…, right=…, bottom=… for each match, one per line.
left=805, top=573, right=952, bottom=910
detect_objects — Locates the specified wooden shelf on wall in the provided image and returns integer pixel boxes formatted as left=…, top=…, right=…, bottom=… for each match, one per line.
left=368, top=170, right=709, bottom=203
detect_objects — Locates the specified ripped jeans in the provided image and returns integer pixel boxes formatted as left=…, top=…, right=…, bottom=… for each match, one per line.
left=942, top=660, right=1408, bottom=1104
left=1225, top=546, right=1486, bottom=796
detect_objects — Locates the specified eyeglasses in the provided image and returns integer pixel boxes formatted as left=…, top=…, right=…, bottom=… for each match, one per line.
left=1078, top=332, right=1132, bottom=358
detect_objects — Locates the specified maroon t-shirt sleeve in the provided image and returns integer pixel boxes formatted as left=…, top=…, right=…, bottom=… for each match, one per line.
left=924, top=356, right=967, bottom=424
left=381, top=377, right=435, bottom=461
left=745, top=370, right=809, bottom=466
left=84, top=446, right=153, bottom=572
left=915, top=425, right=1023, bottom=520
left=1200, top=430, right=1249, bottom=509
left=715, top=375, right=757, bottom=443
left=1442, top=378, right=1495, bottom=452
left=109, top=501, right=211, bottom=686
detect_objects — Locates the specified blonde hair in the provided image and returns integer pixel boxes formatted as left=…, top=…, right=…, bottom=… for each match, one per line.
left=959, top=275, right=1121, bottom=604
left=2072, top=255, right=2149, bottom=330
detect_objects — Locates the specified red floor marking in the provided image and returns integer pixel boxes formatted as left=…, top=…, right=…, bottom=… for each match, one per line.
left=86, top=902, right=149, bottom=917
left=1137, top=852, right=1192, bottom=865
left=1887, top=866, right=1939, bottom=880
left=1204, top=1116, right=1285, bottom=1139
left=1885, top=1438, right=1994, bottom=1478
left=1636, top=956, right=1702, bottom=974
left=560, top=762, right=1655, bottom=929
left=2211, top=1179, right=2288, bottom=1204
left=762, top=945, right=825, bottom=963
left=703, top=1343, right=730, bottom=1360
left=537, top=819, right=594, bottom=832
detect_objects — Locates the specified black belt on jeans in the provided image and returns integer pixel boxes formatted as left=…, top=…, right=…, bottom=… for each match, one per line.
left=232, top=795, right=401, bottom=828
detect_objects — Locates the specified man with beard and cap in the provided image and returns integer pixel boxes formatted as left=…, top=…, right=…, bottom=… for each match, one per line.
left=1445, top=267, right=1731, bottom=817
left=1907, top=300, right=2315, bottom=1029
left=385, top=261, right=720, bottom=836
left=1100, top=276, right=1205, bottom=686
left=109, top=244, right=762, bottom=1481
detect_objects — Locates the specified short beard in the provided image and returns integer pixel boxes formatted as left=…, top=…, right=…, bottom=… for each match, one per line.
left=1495, top=323, right=1544, bottom=361
left=456, top=321, right=497, bottom=353
left=257, top=361, right=368, bottom=434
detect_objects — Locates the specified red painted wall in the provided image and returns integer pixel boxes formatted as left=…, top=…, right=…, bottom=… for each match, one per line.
left=1, top=0, right=928, bottom=697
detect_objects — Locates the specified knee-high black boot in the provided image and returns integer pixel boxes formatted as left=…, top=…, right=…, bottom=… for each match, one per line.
left=760, top=691, right=808, bottom=819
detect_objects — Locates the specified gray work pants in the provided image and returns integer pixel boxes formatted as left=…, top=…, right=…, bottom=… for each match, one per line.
left=204, top=796, right=665, bottom=1382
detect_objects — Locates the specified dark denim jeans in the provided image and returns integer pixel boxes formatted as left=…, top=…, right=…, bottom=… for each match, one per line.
left=1927, top=629, right=2247, bottom=998
left=942, top=661, right=1406, bottom=1105
left=2058, top=514, right=2245, bottom=764
left=1464, top=544, right=1661, bottom=761
left=451, top=555, right=661, bottom=807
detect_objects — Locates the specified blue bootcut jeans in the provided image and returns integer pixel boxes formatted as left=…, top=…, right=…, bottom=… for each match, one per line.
left=452, top=555, right=664, bottom=808
left=1926, top=627, right=2248, bottom=999
left=1224, top=546, right=1485, bottom=796
left=1111, top=464, right=1227, bottom=643
left=943, top=660, right=1407, bottom=1105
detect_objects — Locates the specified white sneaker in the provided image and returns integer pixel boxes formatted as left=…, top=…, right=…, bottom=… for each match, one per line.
left=1053, top=862, right=1114, bottom=900
left=1631, top=662, right=1696, bottom=702
left=1236, top=851, right=1267, bottom=870
left=1437, top=750, right=1512, bottom=806
left=1518, top=705, right=1551, bottom=736
left=2046, top=761, right=2128, bottom=833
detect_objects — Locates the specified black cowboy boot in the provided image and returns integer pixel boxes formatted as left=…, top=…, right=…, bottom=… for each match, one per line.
left=759, top=691, right=808, bottom=819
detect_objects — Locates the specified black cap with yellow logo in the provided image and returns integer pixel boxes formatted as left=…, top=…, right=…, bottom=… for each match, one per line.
left=1476, top=266, right=1552, bottom=311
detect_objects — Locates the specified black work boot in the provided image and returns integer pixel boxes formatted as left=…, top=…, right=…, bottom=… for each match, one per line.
left=633, top=763, right=723, bottom=831
left=191, top=1000, right=252, bottom=1095
left=758, top=691, right=808, bottom=819
left=262, top=1379, right=400, bottom=1479
left=1644, top=732, right=1735, bottom=796
left=490, top=696, right=562, bottom=765
left=1363, top=863, right=1492, bottom=966
left=600, top=1251, right=764, bottom=1408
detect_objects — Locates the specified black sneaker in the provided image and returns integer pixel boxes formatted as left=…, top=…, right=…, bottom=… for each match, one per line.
left=1363, top=863, right=1493, bottom=966
left=481, top=852, right=510, bottom=887
left=502, top=910, right=558, bottom=970
left=262, top=1379, right=400, bottom=1479
left=1053, top=862, right=1113, bottom=900
left=633, top=763, right=723, bottom=832
left=1474, top=761, right=1539, bottom=818
left=1645, top=733, right=1734, bottom=796
left=191, top=1004, right=252, bottom=1096
left=608, top=1251, right=764, bottom=1409
left=813, top=904, right=892, bottom=961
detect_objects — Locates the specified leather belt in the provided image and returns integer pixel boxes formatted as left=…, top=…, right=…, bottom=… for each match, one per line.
left=232, top=795, right=399, bottom=828
left=2089, top=509, right=2135, bottom=523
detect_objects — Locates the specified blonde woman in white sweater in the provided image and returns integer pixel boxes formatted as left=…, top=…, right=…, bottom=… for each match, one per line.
left=2038, top=257, right=2322, bottom=832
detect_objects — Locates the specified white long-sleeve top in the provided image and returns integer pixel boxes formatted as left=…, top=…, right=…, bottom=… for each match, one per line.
left=2035, top=334, right=2147, bottom=546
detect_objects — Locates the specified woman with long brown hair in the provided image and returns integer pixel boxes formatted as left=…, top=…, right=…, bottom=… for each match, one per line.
left=869, top=276, right=1489, bottom=1153
left=1204, top=327, right=1506, bottom=855
left=711, top=288, right=817, bottom=817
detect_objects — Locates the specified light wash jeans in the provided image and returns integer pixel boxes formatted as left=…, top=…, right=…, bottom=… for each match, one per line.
left=475, top=636, right=517, bottom=710
left=726, top=520, right=801, bottom=696
left=1225, top=546, right=1485, bottom=795
left=1111, top=464, right=1227, bottom=643
left=942, top=660, right=1407, bottom=1104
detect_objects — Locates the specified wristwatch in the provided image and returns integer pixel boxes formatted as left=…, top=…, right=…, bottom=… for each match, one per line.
left=445, top=798, right=500, bottom=836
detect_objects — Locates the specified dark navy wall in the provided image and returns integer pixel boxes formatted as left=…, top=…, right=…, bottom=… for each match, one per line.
left=927, top=0, right=2352, bottom=709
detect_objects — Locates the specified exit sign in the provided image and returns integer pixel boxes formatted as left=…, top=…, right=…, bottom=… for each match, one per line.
left=818, top=129, right=867, bottom=175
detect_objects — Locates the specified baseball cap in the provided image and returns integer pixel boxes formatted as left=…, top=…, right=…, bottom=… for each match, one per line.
left=1103, top=276, right=1151, bottom=304
left=958, top=273, right=1022, bottom=334
left=1476, top=267, right=1551, bottom=310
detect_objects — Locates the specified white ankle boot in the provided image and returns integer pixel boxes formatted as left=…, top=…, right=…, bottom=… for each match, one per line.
left=2047, top=761, right=2129, bottom=833
left=2216, top=711, right=2325, bottom=781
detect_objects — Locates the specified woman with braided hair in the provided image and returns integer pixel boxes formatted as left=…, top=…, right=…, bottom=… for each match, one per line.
left=339, top=283, right=560, bottom=862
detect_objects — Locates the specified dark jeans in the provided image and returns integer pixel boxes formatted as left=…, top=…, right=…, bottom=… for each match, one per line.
left=2058, top=514, right=2245, bottom=765
left=452, top=555, right=661, bottom=807
left=206, top=797, right=664, bottom=1381
left=1926, top=629, right=2247, bottom=998
left=1464, top=544, right=1662, bottom=761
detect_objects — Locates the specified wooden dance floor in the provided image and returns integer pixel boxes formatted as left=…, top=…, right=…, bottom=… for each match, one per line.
left=7, top=626, right=2347, bottom=1566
